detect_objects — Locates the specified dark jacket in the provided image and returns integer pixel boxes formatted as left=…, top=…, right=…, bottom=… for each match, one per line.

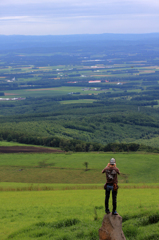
left=102, top=164, right=120, bottom=185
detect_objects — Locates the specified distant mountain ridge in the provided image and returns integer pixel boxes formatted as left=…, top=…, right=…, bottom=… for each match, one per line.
left=1, top=33, right=159, bottom=40
left=0, top=33, right=159, bottom=51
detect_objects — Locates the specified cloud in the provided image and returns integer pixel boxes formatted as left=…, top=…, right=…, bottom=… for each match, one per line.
left=1, top=0, right=159, bottom=18
left=0, top=0, right=159, bottom=34
left=0, top=16, right=29, bottom=21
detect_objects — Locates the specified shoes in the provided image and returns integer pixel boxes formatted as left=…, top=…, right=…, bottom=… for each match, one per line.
left=112, top=210, right=118, bottom=215
left=105, top=209, right=110, bottom=214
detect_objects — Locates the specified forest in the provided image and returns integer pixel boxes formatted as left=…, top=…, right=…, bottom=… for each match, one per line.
left=0, top=33, right=159, bottom=151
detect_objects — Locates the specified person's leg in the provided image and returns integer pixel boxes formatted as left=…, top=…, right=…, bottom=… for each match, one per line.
left=112, top=190, right=118, bottom=214
left=105, top=188, right=110, bottom=213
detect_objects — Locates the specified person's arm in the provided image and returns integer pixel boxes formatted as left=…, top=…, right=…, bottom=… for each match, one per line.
left=102, top=163, right=110, bottom=173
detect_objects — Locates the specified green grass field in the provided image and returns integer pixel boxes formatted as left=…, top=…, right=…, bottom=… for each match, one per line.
left=0, top=152, right=159, bottom=183
left=3, top=87, right=107, bottom=98
left=0, top=141, right=37, bottom=147
left=60, top=99, right=97, bottom=104
left=0, top=189, right=159, bottom=240
left=0, top=149, right=159, bottom=239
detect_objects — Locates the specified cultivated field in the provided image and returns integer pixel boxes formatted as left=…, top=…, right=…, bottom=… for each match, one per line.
left=2, top=86, right=108, bottom=99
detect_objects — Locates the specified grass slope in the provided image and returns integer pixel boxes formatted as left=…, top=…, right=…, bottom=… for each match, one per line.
left=0, top=189, right=158, bottom=240
left=0, top=152, right=159, bottom=183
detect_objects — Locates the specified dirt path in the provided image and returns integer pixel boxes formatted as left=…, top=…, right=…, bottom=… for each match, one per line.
left=0, top=146, right=63, bottom=153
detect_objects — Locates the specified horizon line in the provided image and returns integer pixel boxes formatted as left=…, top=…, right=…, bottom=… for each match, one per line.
left=1, top=32, right=159, bottom=37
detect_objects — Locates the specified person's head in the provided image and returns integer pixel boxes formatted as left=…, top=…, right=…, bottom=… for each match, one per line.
left=110, top=158, right=116, bottom=166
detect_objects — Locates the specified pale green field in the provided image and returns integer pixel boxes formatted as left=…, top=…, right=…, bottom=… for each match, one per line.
left=0, top=141, right=35, bottom=147
left=0, top=151, right=159, bottom=183
left=0, top=141, right=57, bottom=149
left=60, top=99, right=98, bottom=104
left=3, top=87, right=105, bottom=98
left=0, top=189, right=158, bottom=240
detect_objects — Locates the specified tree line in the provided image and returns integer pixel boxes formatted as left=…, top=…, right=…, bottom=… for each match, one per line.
left=0, top=130, right=158, bottom=153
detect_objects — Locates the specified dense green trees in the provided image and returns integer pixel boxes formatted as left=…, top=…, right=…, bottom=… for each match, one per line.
left=1, top=130, right=158, bottom=153
left=1, top=131, right=84, bottom=151
left=1, top=93, right=159, bottom=149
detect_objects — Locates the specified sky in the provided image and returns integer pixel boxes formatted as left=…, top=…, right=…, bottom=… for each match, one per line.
left=0, top=0, right=159, bottom=35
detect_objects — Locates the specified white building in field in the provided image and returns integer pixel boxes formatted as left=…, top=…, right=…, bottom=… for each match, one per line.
left=89, top=80, right=101, bottom=83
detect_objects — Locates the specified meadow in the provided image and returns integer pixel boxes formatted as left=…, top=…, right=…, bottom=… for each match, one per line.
left=0, top=151, right=159, bottom=184
left=0, top=150, right=158, bottom=239
left=3, top=87, right=85, bottom=98
left=0, top=188, right=159, bottom=240
left=1, top=86, right=111, bottom=99
left=60, top=99, right=98, bottom=104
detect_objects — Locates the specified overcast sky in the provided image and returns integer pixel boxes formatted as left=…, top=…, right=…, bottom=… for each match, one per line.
left=0, top=0, right=159, bottom=35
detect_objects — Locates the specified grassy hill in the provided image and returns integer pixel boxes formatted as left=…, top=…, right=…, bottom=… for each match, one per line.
left=0, top=188, right=159, bottom=240
left=0, top=144, right=159, bottom=240
left=0, top=151, right=159, bottom=184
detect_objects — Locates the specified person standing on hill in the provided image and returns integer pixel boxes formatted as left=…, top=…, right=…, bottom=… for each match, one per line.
left=102, top=158, right=120, bottom=215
